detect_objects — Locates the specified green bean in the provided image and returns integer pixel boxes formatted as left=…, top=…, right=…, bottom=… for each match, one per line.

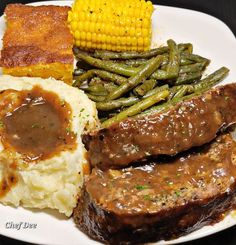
left=175, top=71, right=202, bottom=85
left=168, top=86, right=179, bottom=100
left=96, top=97, right=140, bottom=111
left=134, top=79, right=157, bottom=96
left=142, top=93, right=196, bottom=115
left=99, top=117, right=108, bottom=123
left=98, top=70, right=126, bottom=85
left=142, top=67, right=229, bottom=115
left=172, top=85, right=189, bottom=99
left=159, top=51, right=197, bottom=68
left=93, top=70, right=127, bottom=85
left=93, top=47, right=169, bottom=60
left=73, top=69, right=128, bottom=87
left=123, top=59, right=148, bottom=67
left=120, top=54, right=167, bottom=67
left=73, top=70, right=94, bottom=87
left=107, top=55, right=164, bottom=100
left=193, top=67, right=229, bottom=92
left=150, top=69, right=169, bottom=80
left=104, top=83, right=118, bottom=93
left=89, top=77, right=103, bottom=86
left=168, top=85, right=190, bottom=99
left=179, top=58, right=195, bottom=66
left=76, top=53, right=141, bottom=76
left=179, top=62, right=207, bottom=74
left=182, top=53, right=210, bottom=65
left=166, top=39, right=180, bottom=79
left=92, top=43, right=193, bottom=60
left=76, top=60, right=94, bottom=70
left=84, top=84, right=108, bottom=96
left=76, top=51, right=201, bottom=82
left=161, top=56, right=193, bottom=70
left=150, top=40, right=180, bottom=80
left=178, top=43, right=193, bottom=54
left=87, top=94, right=106, bottom=102
left=151, top=68, right=187, bottom=80
left=141, top=84, right=169, bottom=99
left=102, top=90, right=170, bottom=127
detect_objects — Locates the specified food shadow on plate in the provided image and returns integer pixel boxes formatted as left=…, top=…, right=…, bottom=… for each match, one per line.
left=21, top=207, right=69, bottom=220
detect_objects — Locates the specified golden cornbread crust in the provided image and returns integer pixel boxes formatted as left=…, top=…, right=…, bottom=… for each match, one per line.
left=0, top=4, right=74, bottom=83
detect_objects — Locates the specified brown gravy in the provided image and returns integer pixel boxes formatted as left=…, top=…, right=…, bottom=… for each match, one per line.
left=0, top=85, right=77, bottom=162
left=87, top=133, right=236, bottom=215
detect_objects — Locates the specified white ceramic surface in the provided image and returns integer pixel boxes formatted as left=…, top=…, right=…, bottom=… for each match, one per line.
left=0, top=1, right=236, bottom=245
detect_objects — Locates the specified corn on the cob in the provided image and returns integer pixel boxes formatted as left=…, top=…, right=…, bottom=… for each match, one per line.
left=68, top=0, right=154, bottom=51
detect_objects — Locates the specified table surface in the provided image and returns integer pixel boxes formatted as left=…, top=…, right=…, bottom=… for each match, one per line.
left=0, top=0, right=236, bottom=245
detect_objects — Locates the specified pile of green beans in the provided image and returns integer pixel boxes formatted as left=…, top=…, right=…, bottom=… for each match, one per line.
left=72, top=40, right=229, bottom=127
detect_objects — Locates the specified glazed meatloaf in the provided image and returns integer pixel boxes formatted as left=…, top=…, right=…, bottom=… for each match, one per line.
left=84, top=83, right=236, bottom=170
left=74, top=133, right=236, bottom=244
left=0, top=4, right=74, bottom=83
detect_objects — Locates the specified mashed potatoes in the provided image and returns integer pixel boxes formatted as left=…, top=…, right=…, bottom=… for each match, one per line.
left=0, top=75, right=99, bottom=216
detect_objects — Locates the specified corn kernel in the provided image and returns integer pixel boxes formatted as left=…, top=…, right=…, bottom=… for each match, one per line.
left=70, top=21, right=77, bottom=32
left=142, top=18, right=150, bottom=28
left=136, top=27, right=142, bottom=37
left=80, top=12, right=86, bottom=21
left=84, top=21, right=90, bottom=31
left=126, top=36, right=131, bottom=45
left=117, top=45, right=122, bottom=51
left=90, top=22, right=95, bottom=33
left=92, top=32, right=97, bottom=42
left=142, top=28, right=149, bottom=37
left=97, top=33, right=102, bottom=42
left=144, top=37, right=150, bottom=46
left=81, top=31, right=86, bottom=40
left=97, top=44, right=102, bottom=49
left=75, top=40, right=81, bottom=46
left=130, top=27, right=135, bottom=36
left=138, top=37, right=143, bottom=46
left=68, top=11, right=72, bottom=22
left=81, top=41, right=86, bottom=47
left=90, top=13, right=97, bottom=22
left=111, top=36, right=116, bottom=44
left=75, top=30, right=80, bottom=39
left=100, top=34, right=106, bottom=43
left=96, top=23, right=102, bottom=33
left=69, top=0, right=153, bottom=51
left=137, top=46, right=143, bottom=51
left=77, top=21, right=83, bottom=31
left=72, top=11, right=79, bottom=20
left=87, top=32, right=92, bottom=41
left=86, top=42, right=92, bottom=48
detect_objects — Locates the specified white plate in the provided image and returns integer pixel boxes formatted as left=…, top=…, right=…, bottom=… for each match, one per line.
left=0, top=1, right=236, bottom=245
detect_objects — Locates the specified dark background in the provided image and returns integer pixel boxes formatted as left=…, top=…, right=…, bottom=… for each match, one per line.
left=0, top=0, right=236, bottom=245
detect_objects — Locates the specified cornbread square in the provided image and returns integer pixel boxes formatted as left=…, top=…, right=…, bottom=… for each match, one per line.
left=0, top=4, right=74, bottom=84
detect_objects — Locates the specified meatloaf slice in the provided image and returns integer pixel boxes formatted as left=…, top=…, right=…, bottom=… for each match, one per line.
left=84, top=83, right=236, bottom=170
left=74, top=133, right=236, bottom=244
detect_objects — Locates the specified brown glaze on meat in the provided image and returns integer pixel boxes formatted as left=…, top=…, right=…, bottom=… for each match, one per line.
left=84, top=84, right=236, bottom=170
left=0, top=86, right=77, bottom=162
left=74, top=133, right=236, bottom=244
